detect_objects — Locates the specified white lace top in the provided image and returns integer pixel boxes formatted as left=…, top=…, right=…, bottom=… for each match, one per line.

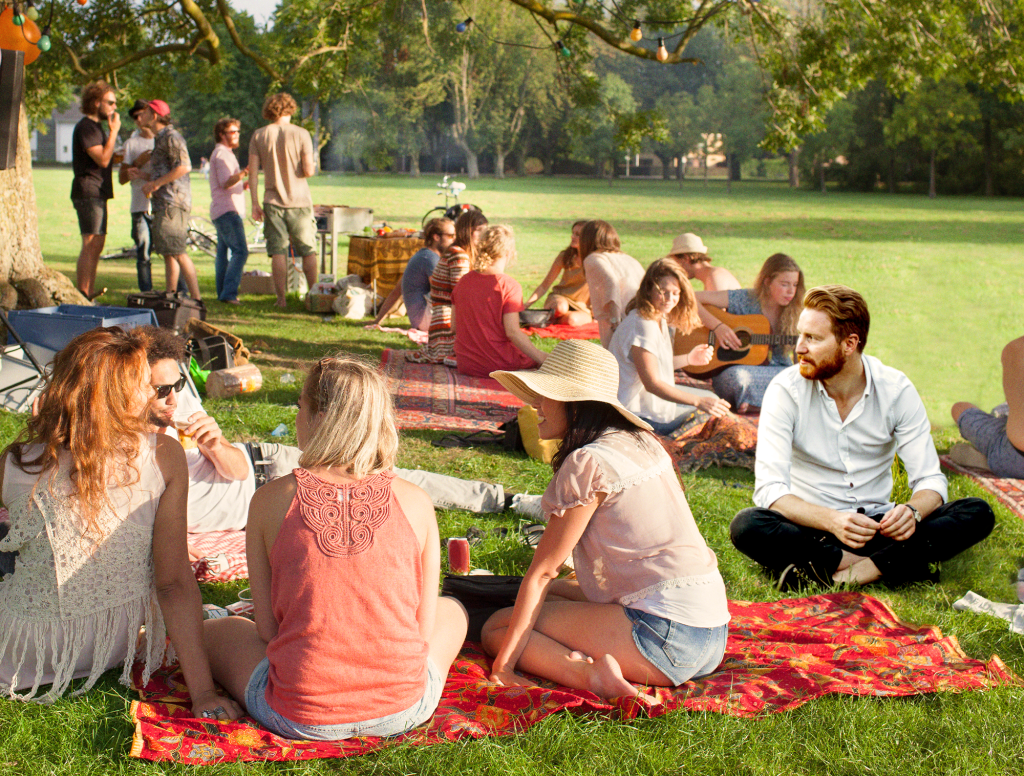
left=540, top=430, right=729, bottom=628
left=0, top=437, right=168, bottom=702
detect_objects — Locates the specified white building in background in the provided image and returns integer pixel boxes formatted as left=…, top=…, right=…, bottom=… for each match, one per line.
left=32, top=104, right=80, bottom=163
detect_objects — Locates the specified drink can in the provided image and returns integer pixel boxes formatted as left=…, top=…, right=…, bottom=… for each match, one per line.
left=447, top=537, right=471, bottom=575
left=202, top=604, right=229, bottom=620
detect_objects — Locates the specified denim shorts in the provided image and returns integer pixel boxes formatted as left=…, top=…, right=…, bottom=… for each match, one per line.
left=957, top=407, right=1024, bottom=479
left=244, top=656, right=444, bottom=741
left=624, top=607, right=728, bottom=686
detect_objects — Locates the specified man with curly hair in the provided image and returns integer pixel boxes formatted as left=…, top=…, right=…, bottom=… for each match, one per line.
left=248, top=93, right=318, bottom=308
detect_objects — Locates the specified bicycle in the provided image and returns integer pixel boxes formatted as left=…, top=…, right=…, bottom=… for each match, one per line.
left=421, top=174, right=480, bottom=227
left=246, top=218, right=266, bottom=254
left=186, top=216, right=218, bottom=257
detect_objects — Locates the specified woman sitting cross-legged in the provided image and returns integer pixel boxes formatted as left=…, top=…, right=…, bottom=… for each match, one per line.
left=696, top=252, right=805, bottom=413
left=203, top=355, right=468, bottom=740
left=484, top=340, right=730, bottom=702
left=609, top=258, right=730, bottom=436
left=0, top=327, right=238, bottom=720
left=524, top=220, right=592, bottom=327
left=452, top=224, right=548, bottom=377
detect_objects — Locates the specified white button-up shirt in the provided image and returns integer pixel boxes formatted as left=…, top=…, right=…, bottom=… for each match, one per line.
left=753, top=355, right=947, bottom=516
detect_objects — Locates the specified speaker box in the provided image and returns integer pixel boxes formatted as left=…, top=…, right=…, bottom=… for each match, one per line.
left=0, top=49, right=25, bottom=171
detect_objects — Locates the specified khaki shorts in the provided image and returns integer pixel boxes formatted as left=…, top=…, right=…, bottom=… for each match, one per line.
left=152, top=203, right=189, bottom=255
left=263, top=203, right=316, bottom=257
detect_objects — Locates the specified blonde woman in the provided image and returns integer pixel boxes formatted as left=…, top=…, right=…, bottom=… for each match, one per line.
left=524, top=220, right=592, bottom=326
left=203, top=356, right=467, bottom=740
left=451, top=224, right=547, bottom=377
left=609, top=259, right=730, bottom=435
left=696, top=253, right=805, bottom=412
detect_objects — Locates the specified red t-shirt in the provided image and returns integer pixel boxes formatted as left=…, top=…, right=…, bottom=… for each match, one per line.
left=452, top=271, right=535, bottom=377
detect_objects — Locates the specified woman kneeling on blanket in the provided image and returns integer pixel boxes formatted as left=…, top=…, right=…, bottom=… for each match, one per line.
left=204, top=355, right=468, bottom=740
left=484, top=341, right=730, bottom=702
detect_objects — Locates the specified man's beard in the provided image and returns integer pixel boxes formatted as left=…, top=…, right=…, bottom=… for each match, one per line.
left=149, top=408, right=173, bottom=429
left=798, top=346, right=846, bottom=381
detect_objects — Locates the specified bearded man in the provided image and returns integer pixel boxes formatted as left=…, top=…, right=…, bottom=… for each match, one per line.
left=730, top=284, right=993, bottom=590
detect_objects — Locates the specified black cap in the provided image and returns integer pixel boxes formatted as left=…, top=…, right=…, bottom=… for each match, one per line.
left=127, top=99, right=149, bottom=119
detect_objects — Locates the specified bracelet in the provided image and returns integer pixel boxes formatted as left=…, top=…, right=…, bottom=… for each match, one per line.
left=713, top=323, right=724, bottom=331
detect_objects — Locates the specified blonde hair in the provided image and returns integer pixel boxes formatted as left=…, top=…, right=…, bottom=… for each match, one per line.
left=297, top=355, right=398, bottom=477
left=753, top=253, right=805, bottom=339
left=473, top=224, right=516, bottom=270
left=625, top=258, right=701, bottom=333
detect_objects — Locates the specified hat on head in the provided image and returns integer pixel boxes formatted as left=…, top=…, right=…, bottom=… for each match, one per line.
left=491, top=340, right=652, bottom=432
left=147, top=99, right=170, bottom=117
left=669, top=233, right=708, bottom=256
left=127, top=99, right=149, bottom=119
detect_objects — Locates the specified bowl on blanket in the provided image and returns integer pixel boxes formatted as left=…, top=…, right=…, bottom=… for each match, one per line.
left=519, top=309, right=554, bottom=327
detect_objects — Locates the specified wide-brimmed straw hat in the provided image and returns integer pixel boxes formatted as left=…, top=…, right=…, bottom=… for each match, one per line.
left=669, top=232, right=708, bottom=256
left=491, top=340, right=652, bottom=432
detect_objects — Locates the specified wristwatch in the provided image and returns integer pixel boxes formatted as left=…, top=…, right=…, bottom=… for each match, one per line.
left=905, top=503, right=921, bottom=522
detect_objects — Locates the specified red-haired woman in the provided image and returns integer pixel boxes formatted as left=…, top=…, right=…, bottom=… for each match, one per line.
left=0, top=328, right=238, bottom=720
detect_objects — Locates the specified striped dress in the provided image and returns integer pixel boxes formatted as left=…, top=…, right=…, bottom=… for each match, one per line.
left=408, top=245, right=471, bottom=364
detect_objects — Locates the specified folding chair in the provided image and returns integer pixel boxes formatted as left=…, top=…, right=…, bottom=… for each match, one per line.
left=0, top=308, right=51, bottom=413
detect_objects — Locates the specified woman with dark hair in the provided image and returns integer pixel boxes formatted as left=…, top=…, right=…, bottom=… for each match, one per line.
left=696, top=253, right=806, bottom=412
left=578, top=220, right=645, bottom=347
left=610, top=259, right=730, bottom=435
left=409, top=210, right=489, bottom=364
left=0, top=328, right=238, bottom=720
left=524, top=221, right=592, bottom=326
left=484, top=341, right=730, bottom=701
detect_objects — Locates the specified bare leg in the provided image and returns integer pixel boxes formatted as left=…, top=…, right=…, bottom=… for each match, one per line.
left=168, top=253, right=201, bottom=300
left=202, top=616, right=269, bottom=711
left=302, top=253, right=318, bottom=290
left=832, top=557, right=882, bottom=585
left=76, top=234, right=106, bottom=298
left=270, top=253, right=287, bottom=307
left=836, top=550, right=862, bottom=572
left=562, top=310, right=593, bottom=326
left=1002, top=337, right=1024, bottom=450
left=951, top=401, right=979, bottom=424
left=428, top=596, right=469, bottom=675
left=367, top=280, right=405, bottom=326
left=481, top=601, right=669, bottom=700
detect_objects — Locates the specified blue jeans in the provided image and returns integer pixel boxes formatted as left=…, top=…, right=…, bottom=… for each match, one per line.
left=132, top=211, right=153, bottom=292
left=624, top=608, right=728, bottom=685
left=213, top=211, right=249, bottom=301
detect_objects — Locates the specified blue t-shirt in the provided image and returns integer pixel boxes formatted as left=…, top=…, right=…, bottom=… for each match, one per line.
left=402, top=247, right=441, bottom=325
left=726, top=289, right=791, bottom=366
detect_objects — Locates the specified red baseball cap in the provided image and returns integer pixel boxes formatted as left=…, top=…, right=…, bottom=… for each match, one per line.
left=148, top=99, right=170, bottom=117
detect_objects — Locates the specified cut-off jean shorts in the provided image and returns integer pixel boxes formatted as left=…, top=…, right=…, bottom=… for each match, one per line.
left=244, top=656, right=444, bottom=741
left=624, top=607, right=728, bottom=686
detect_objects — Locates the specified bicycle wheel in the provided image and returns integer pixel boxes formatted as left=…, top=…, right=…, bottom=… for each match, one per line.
left=187, top=216, right=218, bottom=257
left=421, top=206, right=447, bottom=228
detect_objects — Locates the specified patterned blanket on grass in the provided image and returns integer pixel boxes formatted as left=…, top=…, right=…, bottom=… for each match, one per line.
left=664, top=409, right=760, bottom=472
left=189, top=530, right=248, bottom=583
left=380, top=348, right=523, bottom=432
left=129, top=593, right=1019, bottom=765
left=522, top=321, right=600, bottom=340
left=940, top=455, right=1024, bottom=520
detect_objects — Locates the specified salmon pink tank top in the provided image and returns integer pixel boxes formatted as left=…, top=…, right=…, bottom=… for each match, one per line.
left=265, top=468, right=427, bottom=725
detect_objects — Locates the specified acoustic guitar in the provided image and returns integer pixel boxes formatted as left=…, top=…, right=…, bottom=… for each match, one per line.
left=672, top=307, right=797, bottom=377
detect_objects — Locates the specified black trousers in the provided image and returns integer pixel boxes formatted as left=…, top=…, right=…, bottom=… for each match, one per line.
left=730, top=497, right=995, bottom=585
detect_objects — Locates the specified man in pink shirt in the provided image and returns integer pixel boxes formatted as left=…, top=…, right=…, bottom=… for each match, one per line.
left=208, top=117, right=249, bottom=304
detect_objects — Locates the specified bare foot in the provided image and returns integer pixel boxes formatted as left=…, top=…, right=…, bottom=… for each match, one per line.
left=833, top=558, right=882, bottom=585
left=587, top=654, right=657, bottom=704
left=568, top=650, right=593, bottom=663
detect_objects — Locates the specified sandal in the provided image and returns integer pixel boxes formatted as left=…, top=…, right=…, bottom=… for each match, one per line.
left=78, top=287, right=107, bottom=301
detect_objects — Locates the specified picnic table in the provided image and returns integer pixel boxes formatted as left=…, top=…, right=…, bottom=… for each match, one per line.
left=346, top=235, right=422, bottom=299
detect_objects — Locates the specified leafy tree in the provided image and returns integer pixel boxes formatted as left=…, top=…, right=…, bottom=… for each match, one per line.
left=651, top=91, right=701, bottom=181
left=800, top=99, right=856, bottom=193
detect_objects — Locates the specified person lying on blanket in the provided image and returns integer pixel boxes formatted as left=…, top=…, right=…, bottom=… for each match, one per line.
left=483, top=340, right=730, bottom=702
left=0, top=327, right=239, bottom=721
left=730, top=285, right=995, bottom=591
left=142, top=327, right=530, bottom=555
left=950, top=335, right=1024, bottom=479
left=204, top=354, right=468, bottom=740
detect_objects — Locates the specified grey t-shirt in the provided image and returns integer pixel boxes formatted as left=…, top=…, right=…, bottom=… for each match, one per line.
left=150, top=125, right=192, bottom=211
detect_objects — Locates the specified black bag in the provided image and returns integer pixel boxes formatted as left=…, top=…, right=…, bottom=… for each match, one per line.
left=441, top=574, right=523, bottom=642
left=187, top=335, right=235, bottom=372
left=126, top=291, right=206, bottom=333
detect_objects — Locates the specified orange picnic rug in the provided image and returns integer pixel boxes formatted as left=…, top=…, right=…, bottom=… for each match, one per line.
left=129, top=592, right=1018, bottom=765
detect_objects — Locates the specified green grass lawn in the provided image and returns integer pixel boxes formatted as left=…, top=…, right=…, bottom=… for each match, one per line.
left=3, top=169, right=1023, bottom=774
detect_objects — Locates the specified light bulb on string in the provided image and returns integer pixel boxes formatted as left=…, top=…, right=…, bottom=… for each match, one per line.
left=455, top=17, right=472, bottom=33
left=555, top=39, right=570, bottom=57
left=656, top=38, right=668, bottom=62
left=25, top=1, right=38, bottom=21
left=12, top=3, right=23, bottom=25
left=37, top=25, right=50, bottom=51
left=629, top=21, right=642, bottom=42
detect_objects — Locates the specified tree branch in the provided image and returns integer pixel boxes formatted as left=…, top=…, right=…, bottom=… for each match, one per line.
left=59, top=36, right=216, bottom=80
left=177, top=0, right=221, bottom=61
left=213, top=0, right=284, bottom=81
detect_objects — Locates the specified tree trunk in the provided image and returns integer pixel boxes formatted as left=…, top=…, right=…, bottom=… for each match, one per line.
left=410, top=152, right=421, bottom=177
left=494, top=147, right=505, bottom=179
left=887, top=153, right=896, bottom=193
left=726, top=153, right=732, bottom=194
left=928, top=148, right=936, bottom=199
left=788, top=148, right=800, bottom=188
left=983, top=116, right=994, bottom=197
left=729, top=154, right=742, bottom=182
left=820, top=163, right=826, bottom=194
left=463, top=148, right=479, bottom=179
left=1, top=106, right=85, bottom=305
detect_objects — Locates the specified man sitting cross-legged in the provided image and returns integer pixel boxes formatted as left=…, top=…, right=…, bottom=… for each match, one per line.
left=142, top=327, right=526, bottom=542
left=950, top=335, right=1024, bottom=479
left=730, top=285, right=994, bottom=589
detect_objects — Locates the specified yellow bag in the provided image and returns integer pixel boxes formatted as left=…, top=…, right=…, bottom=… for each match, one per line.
left=517, top=405, right=561, bottom=464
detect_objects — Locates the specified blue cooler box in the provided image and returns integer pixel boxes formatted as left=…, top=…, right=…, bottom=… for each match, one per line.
left=7, top=305, right=159, bottom=352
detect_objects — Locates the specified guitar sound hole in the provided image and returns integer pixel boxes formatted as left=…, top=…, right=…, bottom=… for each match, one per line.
left=718, top=331, right=751, bottom=363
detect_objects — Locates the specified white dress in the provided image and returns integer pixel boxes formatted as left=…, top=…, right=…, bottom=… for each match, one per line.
left=0, top=436, right=168, bottom=702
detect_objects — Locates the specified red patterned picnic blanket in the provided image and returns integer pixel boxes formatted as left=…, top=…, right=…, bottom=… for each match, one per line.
left=129, top=593, right=1018, bottom=765
left=664, top=410, right=760, bottom=472
left=940, top=455, right=1024, bottom=520
left=189, top=530, right=248, bottom=583
left=380, top=348, right=523, bottom=432
left=522, top=321, right=600, bottom=340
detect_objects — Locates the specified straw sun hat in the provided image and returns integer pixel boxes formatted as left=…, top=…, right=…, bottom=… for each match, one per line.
left=669, top=232, right=708, bottom=256
left=491, top=340, right=653, bottom=432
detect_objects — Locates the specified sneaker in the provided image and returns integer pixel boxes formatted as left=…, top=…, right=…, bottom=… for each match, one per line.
left=511, top=493, right=544, bottom=521
left=776, top=563, right=829, bottom=592
left=993, top=402, right=1010, bottom=417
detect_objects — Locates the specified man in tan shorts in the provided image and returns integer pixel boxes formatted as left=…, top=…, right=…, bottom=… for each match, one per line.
left=248, top=93, right=318, bottom=308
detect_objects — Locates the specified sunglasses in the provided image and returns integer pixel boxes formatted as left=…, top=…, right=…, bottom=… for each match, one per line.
left=154, top=376, right=187, bottom=399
